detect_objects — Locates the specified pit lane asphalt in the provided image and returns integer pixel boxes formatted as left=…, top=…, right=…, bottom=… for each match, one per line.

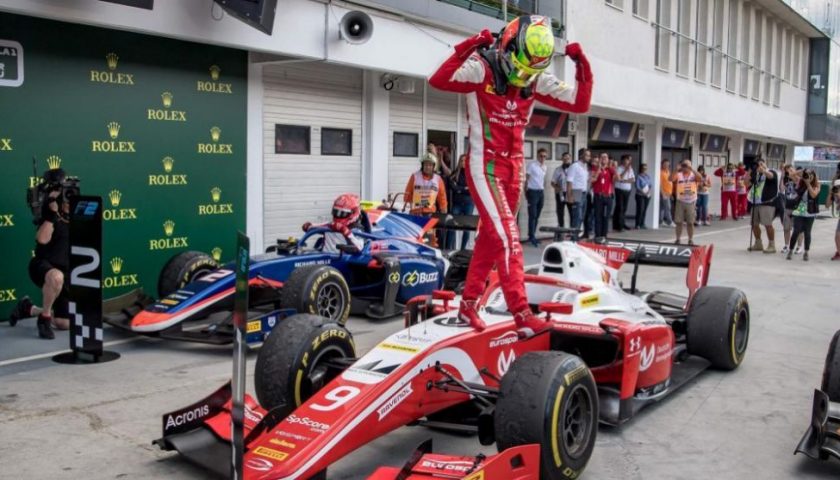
left=2, top=219, right=839, bottom=480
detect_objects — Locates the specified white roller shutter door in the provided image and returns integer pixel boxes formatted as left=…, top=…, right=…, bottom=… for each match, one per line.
left=388, top=89, right=423, bottom=198
left=263, top=63, right=362, bottom=244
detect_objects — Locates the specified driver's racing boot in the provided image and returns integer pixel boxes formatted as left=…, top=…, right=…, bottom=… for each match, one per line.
left=515, top=310, right=550, bottom=338
left=458, top=300, right=486, bottom=331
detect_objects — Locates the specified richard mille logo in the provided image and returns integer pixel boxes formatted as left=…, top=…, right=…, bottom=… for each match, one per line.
left=197, top=64, right=233, bottom=94
left=0, top=137, right=11, bottom=151
left=92, top=121, right=136, bottom=153
left=149, top=219, right=189, bottom=251
left=197, top=126, right=232, bottom=155
left=103, top=190, right=137, bottom=221
left=104, top=257, right=139, bottom=289
left=149, top=156, right=188, bottom=186
left=198, top=187, right=233, bottom=215
left=90, top=52, right=134, bottom=85
left=147, top=91, right=187, bottom=122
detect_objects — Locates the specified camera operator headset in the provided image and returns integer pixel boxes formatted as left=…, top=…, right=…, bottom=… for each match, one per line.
left=21, top=168, right=71, bottom=339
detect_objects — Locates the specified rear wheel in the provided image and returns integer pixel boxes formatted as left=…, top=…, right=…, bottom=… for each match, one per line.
left=686, top=286, right=749, bottom=370
left=280, top=265, right=350, bottom=326
left=157, top=251, right=218, bottom=298
left=822, top=330, right=840, bottom=402
left=495, top=352, right=598, bottom=480
left=254, top=314, right=355, bottom=411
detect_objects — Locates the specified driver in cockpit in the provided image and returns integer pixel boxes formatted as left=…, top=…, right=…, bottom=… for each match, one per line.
left=302, top=193, right=365, bottom=254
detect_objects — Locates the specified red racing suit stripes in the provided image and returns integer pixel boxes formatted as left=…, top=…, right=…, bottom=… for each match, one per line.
left=429, top=40, right=593, bottom=316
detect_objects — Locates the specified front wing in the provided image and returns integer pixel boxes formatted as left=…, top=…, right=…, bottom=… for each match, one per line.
left=796, top=389, right=840, bottom=461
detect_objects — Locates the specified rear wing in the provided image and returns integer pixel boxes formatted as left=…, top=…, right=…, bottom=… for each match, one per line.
left=429, top=212, right=479, bottom=231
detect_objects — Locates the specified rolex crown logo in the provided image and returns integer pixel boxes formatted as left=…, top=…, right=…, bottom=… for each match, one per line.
left=46, top=155, right=62, bottom=170
left=161, top=91, right=173, bottom=108
left=211, top=187, right=222, bottom=203
left=162, top=156, right=174, bottom=173
left=106, top=52, right=119, bottom=71
left=107, top=121, right=121, bottom=139
left=211, top=247, right=222, bottom=262
left=210, top=126, right=221, bottom=142
left=110, top=257, right=124, bottom=275
left=209, top=65, right=221, bottom=81
left=109, top=189, right=122, bottom=207
left=163, top=220, right=175, bottom=237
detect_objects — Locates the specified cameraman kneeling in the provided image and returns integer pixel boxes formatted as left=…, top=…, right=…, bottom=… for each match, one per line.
left=14, top=185, right=71, bottom=339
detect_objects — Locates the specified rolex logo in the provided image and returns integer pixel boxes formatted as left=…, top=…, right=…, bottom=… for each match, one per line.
left=109, top=189, right=122, bottom=207
left=92, top=122, right=135, bottom=153
left=0, top=137, right=11, bottom=151
left=198, top=65, right=232, bottom=94
left=211, top=247, right=222, bottom=262
left=106, top=53, right=119, bottom=71
left=108, top=122, right=121, bottom=139
left=163, top=219, right=175, bottom=237
left=150, top=156, right=188, bottom=186
left=161, top=91, right=173, bottom=108
left=199, top=187, right=233, bottom=216
left=150, top=219, right=189, bottom=250
left=46, top=155, right=62, bottom=170
left=149, top=92, right=187, bottom=122
left=198, top=127, right=233, bottom=155
left=110, top=257, right=124, bottom=275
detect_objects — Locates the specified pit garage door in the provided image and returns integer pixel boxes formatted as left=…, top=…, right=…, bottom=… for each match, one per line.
left=263, top=62, right=362, bottom=244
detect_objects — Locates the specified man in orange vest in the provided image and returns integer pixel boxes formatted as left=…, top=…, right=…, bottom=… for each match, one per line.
left=405, top=153, right=448, bottom=245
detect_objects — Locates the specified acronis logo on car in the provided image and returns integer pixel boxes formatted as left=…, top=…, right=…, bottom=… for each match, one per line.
left=165, top=404, right=210, bottom=430
left=401, top=270, right=439, bottom=287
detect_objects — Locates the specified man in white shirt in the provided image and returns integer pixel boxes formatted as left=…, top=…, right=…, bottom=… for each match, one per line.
left=525, top=148, right=548, bottom=247
left=613, top=154, right=635, bottom=232
left=565, top=148, right=591, bottom=233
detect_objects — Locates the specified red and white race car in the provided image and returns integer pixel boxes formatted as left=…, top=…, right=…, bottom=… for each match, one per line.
left=155, top=234, right=749, bottom=479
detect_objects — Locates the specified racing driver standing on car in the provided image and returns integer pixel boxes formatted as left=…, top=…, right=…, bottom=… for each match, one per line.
left=429, top=16, right=593, bottom=335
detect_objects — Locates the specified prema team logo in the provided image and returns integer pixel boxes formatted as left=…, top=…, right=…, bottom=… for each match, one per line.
left=197, top=126, right=233, bottom=155
left=149, top=156, right=188, bottom=186
left=90, top=52, right=135, bottom=85
left=197, top=64, right=233, bottom=94
left=147, top=91, right=187, bottom=122
left=92, top=121, right=136, bottom=153
left=198, top=187, right=234, bottom=215
left=149, top=219, right=189, bottom=251
left=104, top=257, right=140, bottom=289
left=103, top=189, right=137, bottom=221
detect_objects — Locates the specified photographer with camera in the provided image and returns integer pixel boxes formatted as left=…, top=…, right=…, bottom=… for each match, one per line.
left=745, top=156, right=780, bottom=253
left=786, top=169, right=821, bottom=261
left=10, top=168, right=72, bottom=339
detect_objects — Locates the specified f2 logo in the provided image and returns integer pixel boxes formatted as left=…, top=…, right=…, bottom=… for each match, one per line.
left=70, top=246, right=100, bottom=288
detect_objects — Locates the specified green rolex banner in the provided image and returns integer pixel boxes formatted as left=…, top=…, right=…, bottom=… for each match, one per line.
left=0, top=12, right=247, bottom=321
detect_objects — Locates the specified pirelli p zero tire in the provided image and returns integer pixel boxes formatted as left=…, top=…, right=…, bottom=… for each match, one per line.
left=280, top=265, right=350, bottom=326
left=687, top=286, right=750, bottom=371
left=254, top=314, right=355, bottom=411
left=822, top=330, right=840, bottom=402
left=157, top=251, right=219, bottom=298
left=495, top=352, right=598, bottom=480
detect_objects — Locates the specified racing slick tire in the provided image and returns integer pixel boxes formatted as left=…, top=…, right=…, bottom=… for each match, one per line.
left=255, top=314, right=355, bottom=411
left=822, top=329, right=840, bottom=402
left=157, top=251, right=218, bottom=298
left=280, top=265, right=350, bottom=326
left=495, top=352, right=598, bottom=480
left=687, top=286, right=750, bottom=371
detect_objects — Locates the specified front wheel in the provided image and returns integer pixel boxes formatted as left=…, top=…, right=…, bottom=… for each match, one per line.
left=822, top=330, right=840, bottom=402
left=280, top=265, right=350, bottom=326
left=686, top=286, right=750, bottom=370
left=157, top=251, right=218, bottom=298
left=495, top=352, right=598, bottom=480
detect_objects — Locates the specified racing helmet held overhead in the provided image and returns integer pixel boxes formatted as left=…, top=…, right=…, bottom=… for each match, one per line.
left=497, top=15, right=555, bottom=88
left=332, top=193, right=361, bottom=228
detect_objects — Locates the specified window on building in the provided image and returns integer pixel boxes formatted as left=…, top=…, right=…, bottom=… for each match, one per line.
left=633, top=0, right=649, bottom=18
left=606, top=0, right=624, bottom=10
left=725, top=0, right=739, bottom=92
left=739, top=2, right=751, bottom=97
left=695, top=0, right=710, bottom=82
left=393, top=132, right=419, bottom=157
left=752, top=10, right=763, bottom=100
left=783, top=28, right=792, bottom=83
left=801, top=39, right=809, bottom=90
left=321, top=128, right=352, bottom=156
left=773, top=22, right=783, bottom=106
left=655, top=0, right=672, bottom=70
left=763, top=19, right=773, bottom=103
left=710, top=0, right=725, bottom=87
left=676, top=0, right=691, bottom=76
left=275, top=124, right=310, bottom=154
left=792, top=35, right=801, bottom=88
